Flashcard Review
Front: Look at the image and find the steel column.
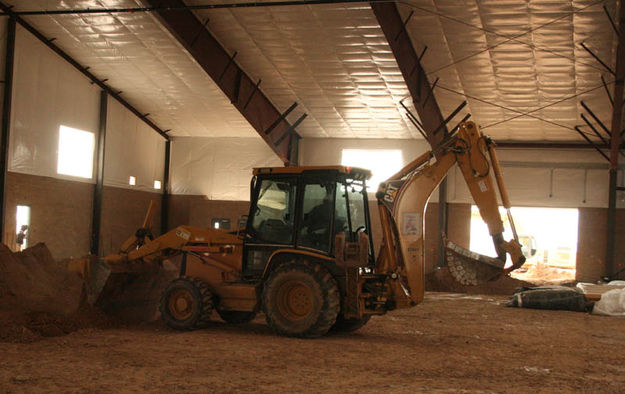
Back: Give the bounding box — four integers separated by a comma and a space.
606, 0, 625, 279
161, 140, 171, 235
0, 17, 15, 242
90, 91, 107, 255
147, 0, 298, 165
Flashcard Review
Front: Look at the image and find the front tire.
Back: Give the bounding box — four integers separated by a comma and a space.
160, 277, 213, 330
262, 260, 339, 338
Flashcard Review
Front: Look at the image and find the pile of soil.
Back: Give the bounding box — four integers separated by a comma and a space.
425, 266, 532, 295
0, 243, 118, 343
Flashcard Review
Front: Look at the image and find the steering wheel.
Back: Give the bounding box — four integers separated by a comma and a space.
354, 225, 366, 234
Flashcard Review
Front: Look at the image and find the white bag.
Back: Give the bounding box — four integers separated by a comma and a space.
592, 288, 625, 317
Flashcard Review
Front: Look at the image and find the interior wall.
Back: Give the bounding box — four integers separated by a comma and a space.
2, 24, 168, 259
170, 137, 282, 201
8, 25, 100, 182
100, 186, 162, 256
4, 172, 93, 259
104, 98, 166, 192
168, 195, 249, 230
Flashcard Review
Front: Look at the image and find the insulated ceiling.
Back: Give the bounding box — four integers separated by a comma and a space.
6, 0, 621, 143
10, 0, 257, 137
398, 0, 618, 142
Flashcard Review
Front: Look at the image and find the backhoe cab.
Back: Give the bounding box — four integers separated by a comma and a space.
72, 121, 525, 338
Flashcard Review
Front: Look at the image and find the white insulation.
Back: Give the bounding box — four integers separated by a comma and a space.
104, 98, 166, 192
170, 137, 283, 200
9, 25, 100, 183
8, 24, 165, 193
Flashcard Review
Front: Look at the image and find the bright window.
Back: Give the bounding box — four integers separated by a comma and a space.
470, 206, 578, 281
16, 205, 30, 251
341, 149, 403, 191
57, 125, 94, 179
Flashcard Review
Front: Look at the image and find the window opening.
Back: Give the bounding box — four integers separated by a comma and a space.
211, 218, 231, 230
341, 149, 402, 191
57, 125, 95, 179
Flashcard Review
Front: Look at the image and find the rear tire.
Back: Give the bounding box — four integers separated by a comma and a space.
160, 277, 213, 330
332, 315, 371, 333
262, 260, 339, 338
217, 310, 257, 324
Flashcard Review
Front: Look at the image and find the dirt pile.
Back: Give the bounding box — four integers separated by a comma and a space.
0, 243, 118, 343
425, 266, 533, 295
0, 243, 83, 315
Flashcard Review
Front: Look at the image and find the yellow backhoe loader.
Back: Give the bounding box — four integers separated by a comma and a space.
73, 121, 525, 337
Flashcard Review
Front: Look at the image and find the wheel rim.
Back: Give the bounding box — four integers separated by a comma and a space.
168, 288, 194, 321
276, 280, 314, 321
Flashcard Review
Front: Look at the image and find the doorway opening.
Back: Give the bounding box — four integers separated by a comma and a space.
470, 206, 578, 284
16, 205, 31, 251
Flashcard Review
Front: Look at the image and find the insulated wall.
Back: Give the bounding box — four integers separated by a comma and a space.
8, 25, 100, 181
170, 136, 282, 201
3, 25, 167, 259
104, 98, 166, 192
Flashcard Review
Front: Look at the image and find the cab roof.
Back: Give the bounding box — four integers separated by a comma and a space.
253, 166, 372, 180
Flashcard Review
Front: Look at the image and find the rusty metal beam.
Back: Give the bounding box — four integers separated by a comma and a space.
147, 0, 297, 165
371, 2, 447, 152
496, 141, 610, 150
606, 0, 625, 279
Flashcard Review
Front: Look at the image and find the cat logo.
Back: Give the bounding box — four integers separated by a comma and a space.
176, 228, 191, 241
384, 184, 399, 203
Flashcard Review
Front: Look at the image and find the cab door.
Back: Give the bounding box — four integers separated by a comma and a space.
242, 176, 297, 277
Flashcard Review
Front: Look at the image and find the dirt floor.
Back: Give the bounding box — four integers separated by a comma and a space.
1, 293, 624, 393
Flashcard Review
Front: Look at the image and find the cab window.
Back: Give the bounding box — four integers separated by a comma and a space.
299, 182, 334, 252
249, 178, 296, 244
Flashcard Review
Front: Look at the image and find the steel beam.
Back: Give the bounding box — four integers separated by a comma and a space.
90, 90, 107, 256
0, 17, 15, 242
161, 140, 171, 235
606, 0, 625, 279
371, 2, 447, 152
147, 0, 298, 165
496, 142, 610, 149
0, 2, 170, 140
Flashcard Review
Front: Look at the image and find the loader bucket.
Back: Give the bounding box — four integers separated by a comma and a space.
444, 239, 506, 285
68, 255, 176, 321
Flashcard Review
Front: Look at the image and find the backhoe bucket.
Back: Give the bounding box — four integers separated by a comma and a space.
445, 239, 506, 285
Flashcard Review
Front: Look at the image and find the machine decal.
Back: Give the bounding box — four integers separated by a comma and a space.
401, 212, 421, 236
384, 184, 399, 203
176, 228, 191, 240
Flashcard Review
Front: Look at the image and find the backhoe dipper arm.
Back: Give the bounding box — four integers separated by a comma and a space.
375, 121, 525, 307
